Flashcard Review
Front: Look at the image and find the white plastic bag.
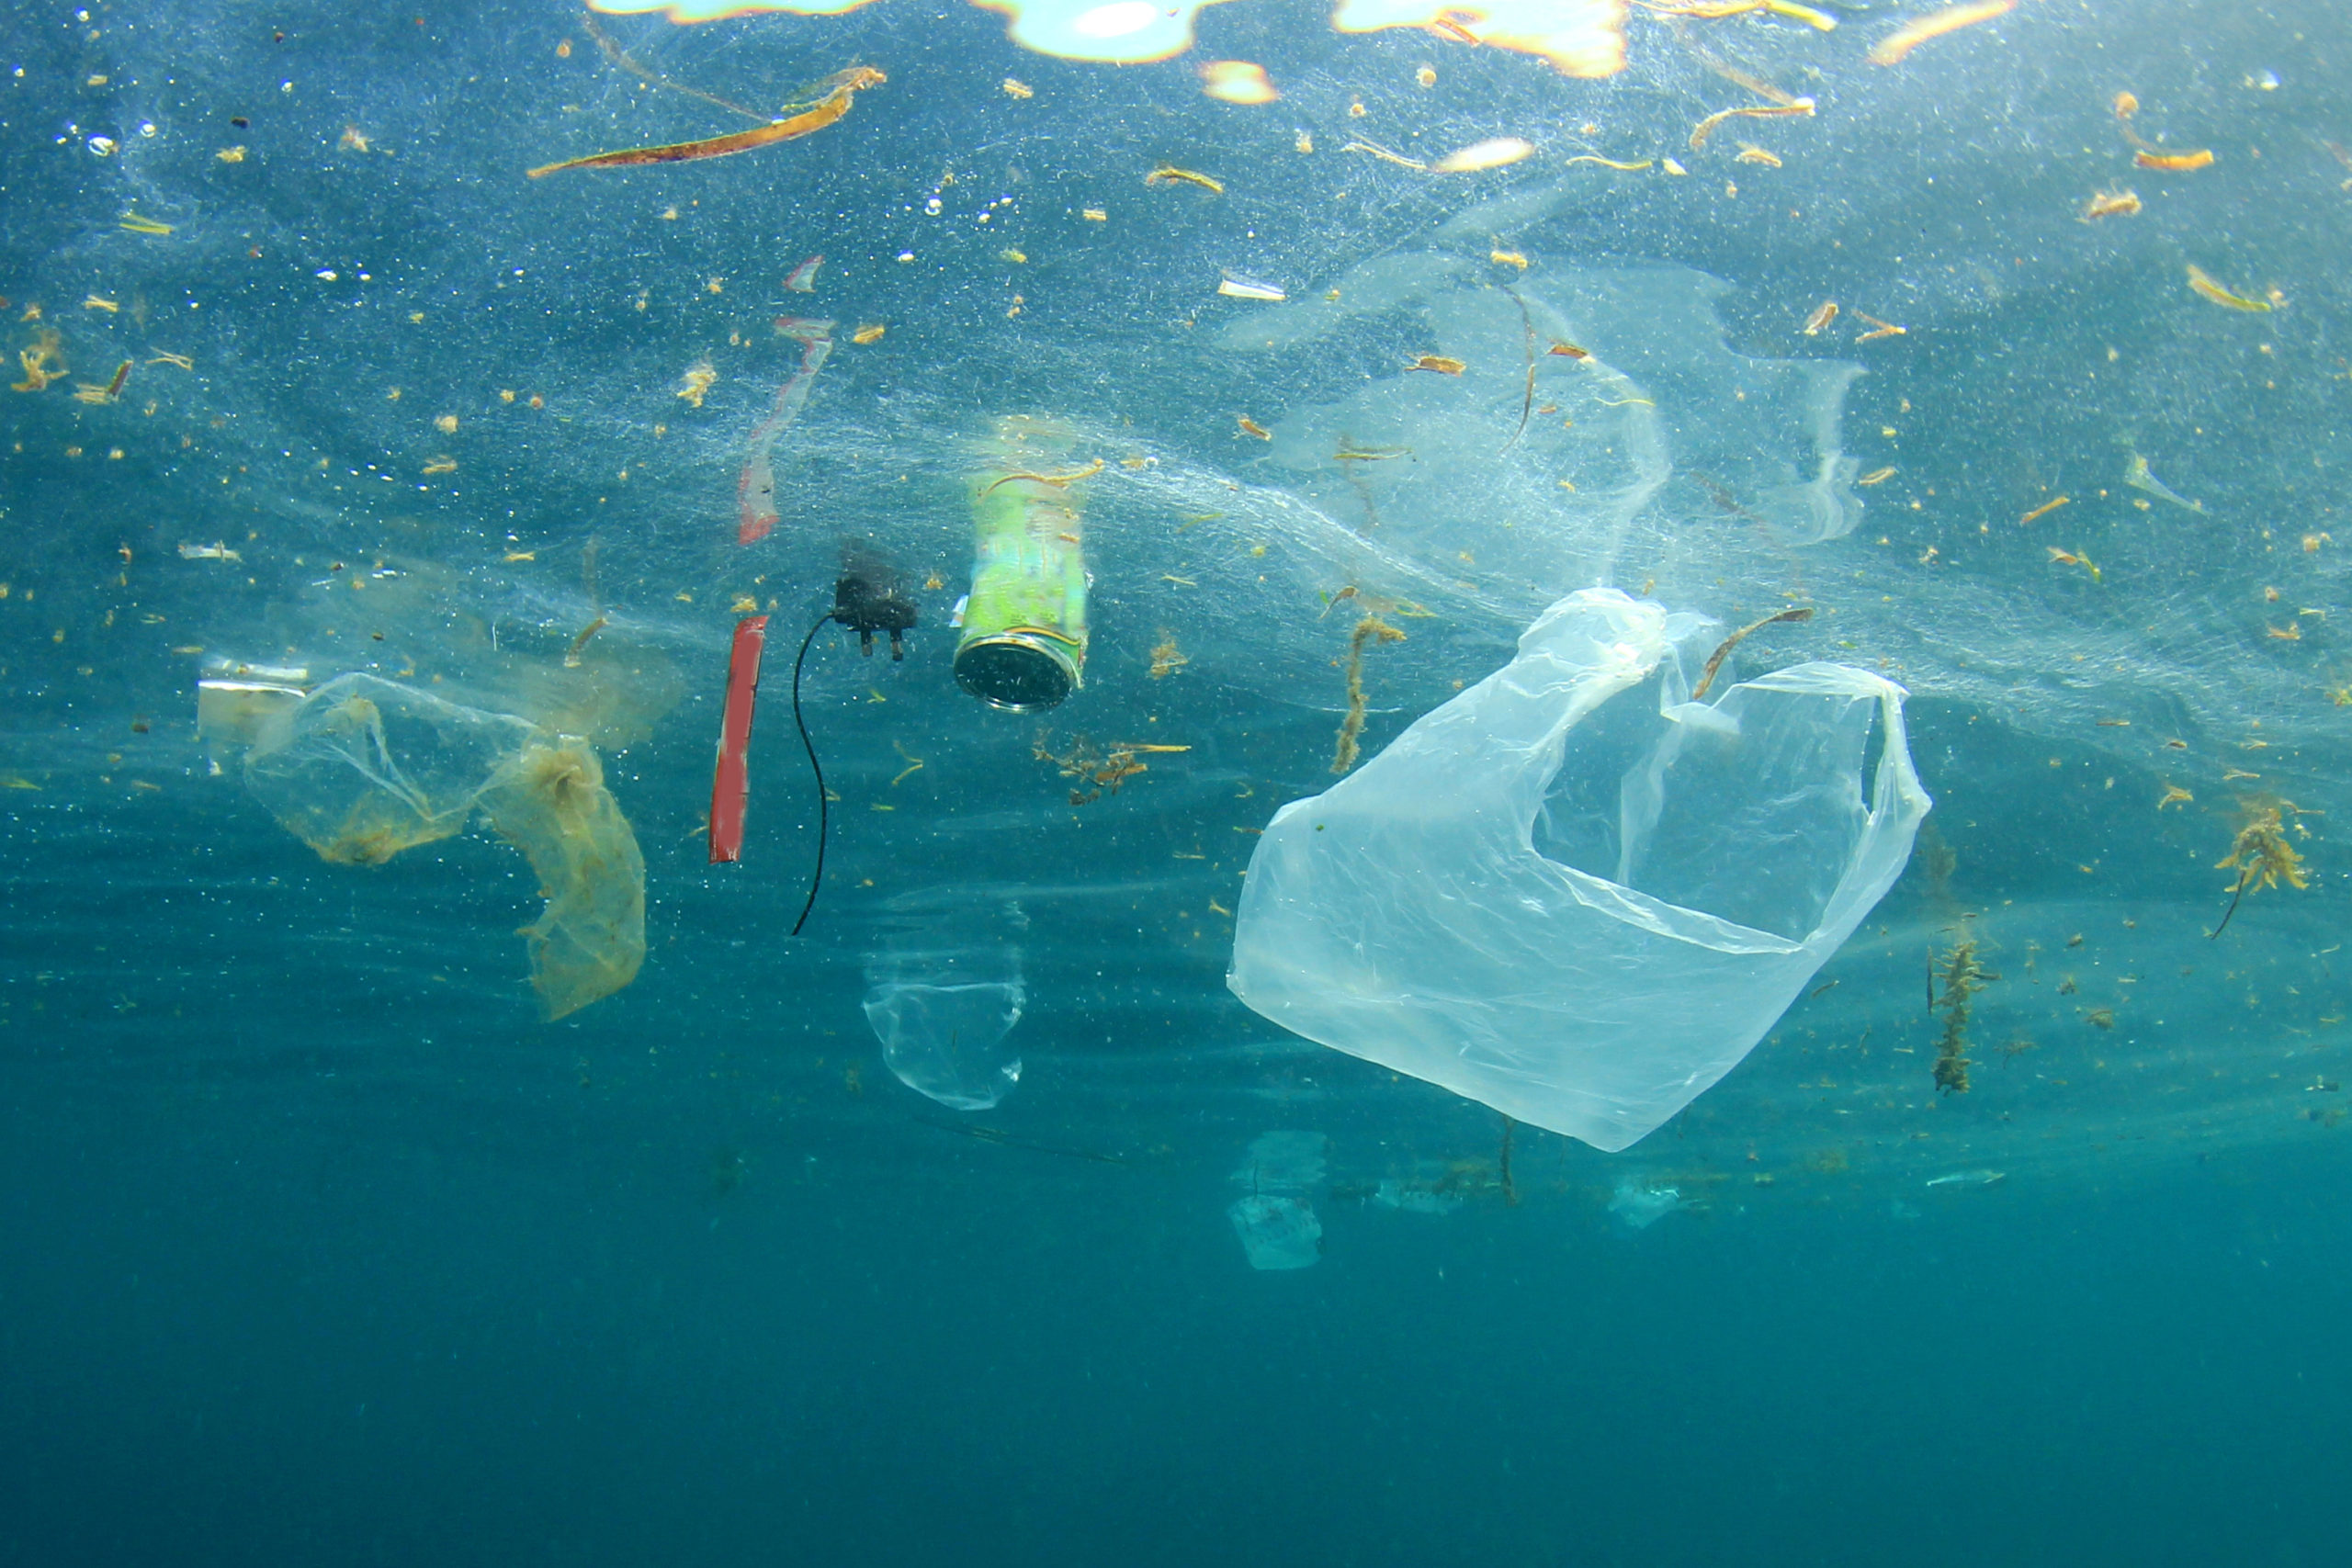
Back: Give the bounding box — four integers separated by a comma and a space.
1227, 588, 1929, 1152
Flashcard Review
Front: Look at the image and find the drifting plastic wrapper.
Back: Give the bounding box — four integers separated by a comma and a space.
862, 953, 1026, 1111
205, 670, 648, 1021
1227, 1130, 1329, 1270
1227, 588, 1930, 1152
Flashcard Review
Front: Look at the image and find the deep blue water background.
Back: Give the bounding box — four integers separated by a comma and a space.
5, 1067, 2348, 1566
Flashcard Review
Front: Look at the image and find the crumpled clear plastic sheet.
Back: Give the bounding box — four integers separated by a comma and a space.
1227, 587, 1930, 1152
242, 673, 538, 866
1608, 1179, 1690, 1232
234, 673, 647, 1021
1227, 1130, 1329, 1271
862, 932, 1027, 1111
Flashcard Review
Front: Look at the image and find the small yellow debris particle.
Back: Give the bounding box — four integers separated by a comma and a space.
1081, 208, 1108, 221
433, 413, 458, 434
215, 145, 246, 163
1490, 249, 1529, 270
503, 551, 537, 562
1416, 66, 1437, 87
852, 323, 886, 345
1003, 78, 1033, 98
1735, 144, 1784, 167
2157, 785, 2193, 810
338, 126, 370, 152
1295, 131, 1314, 153
1858, 467, 1896, 485
676, 359, 717, 407
1000, 248, 1027, 264
119, 211, 173, 235
1145, 164, 1224, 194
499, 389, 515, 403
423, 457, 457, 475
84, 295, 119, 312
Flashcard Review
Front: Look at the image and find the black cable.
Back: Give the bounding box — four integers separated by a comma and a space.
788, 613, 833, 936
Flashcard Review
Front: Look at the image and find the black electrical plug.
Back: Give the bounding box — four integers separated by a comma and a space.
833, 544, 918, 660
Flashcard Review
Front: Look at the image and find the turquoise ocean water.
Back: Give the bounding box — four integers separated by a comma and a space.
4, 1, 2350, 1561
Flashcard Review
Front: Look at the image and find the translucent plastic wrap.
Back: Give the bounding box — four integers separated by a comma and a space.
240, 674, 646, 1021
1227, 1131, 1329, 1271
242, 675, 538, 866
477, 741, 647, 1023
862, 940, 1026, 1111
1227, 588, 1930, 1152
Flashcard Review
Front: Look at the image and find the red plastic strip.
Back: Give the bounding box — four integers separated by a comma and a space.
707, 615, 770, 864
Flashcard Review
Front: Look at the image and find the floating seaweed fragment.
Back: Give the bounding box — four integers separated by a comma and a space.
2047, 547, 2101, 583
1145, 164, 1225, 193
2137, 148, 2214, 172
1690, 606, 1814, 702
1341, 140, 1427, 172
2018, 495, 2069, 525
526, 66, 884, 177
2211, 800, 2309, 937
1802, 300, 1838, 335
1331, 615, 1407, 773
1408, 354, 1465, 375
1035, 733, 1158, 805
10, 327, 64, 392
1689, 98, 1814, 150
2185, 264, 2270, 312
1929, 938, 1993, 1094
1867, 0, 2014, 67
72, 359, 132, 405
2080, 187, 2142, 220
